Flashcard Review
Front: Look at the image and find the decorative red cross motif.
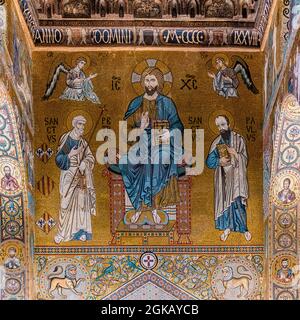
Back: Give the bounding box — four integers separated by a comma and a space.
140, 252, 158, 270
143, 254, 154, 268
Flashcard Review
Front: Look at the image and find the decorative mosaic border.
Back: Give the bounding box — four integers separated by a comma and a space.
103, 270, 197, 300
267, 94, 300, 300
34, 245, 264, 255
35, 253, 264, 300
0, 79, 32, 299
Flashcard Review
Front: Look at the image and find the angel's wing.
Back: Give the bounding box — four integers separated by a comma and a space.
42, 63, 70, 100
232, 56, 259, 94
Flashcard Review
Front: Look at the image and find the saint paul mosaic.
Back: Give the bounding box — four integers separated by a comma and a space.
0, 0, 299, 301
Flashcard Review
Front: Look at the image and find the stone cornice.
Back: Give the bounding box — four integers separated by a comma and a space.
16, 0, 274, 48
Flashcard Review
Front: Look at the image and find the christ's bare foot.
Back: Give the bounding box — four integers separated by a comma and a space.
131, 211, 141, 223
220, 228, 231, 241
244, 231, 252, 241
152, 209, 161, 224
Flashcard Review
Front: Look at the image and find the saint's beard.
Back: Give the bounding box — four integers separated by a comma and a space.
145, 85, 158, 96
220, 128, 231, 142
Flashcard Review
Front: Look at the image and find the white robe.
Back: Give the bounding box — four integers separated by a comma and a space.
209, 131, 249, 220
57, 131, 96, 241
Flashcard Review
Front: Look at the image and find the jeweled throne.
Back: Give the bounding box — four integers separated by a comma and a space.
103, 165, 192, 246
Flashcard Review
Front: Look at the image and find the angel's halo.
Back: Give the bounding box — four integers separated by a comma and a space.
212, 53, 230, 69
71, 54, 92, 70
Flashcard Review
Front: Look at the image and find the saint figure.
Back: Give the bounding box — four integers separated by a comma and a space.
206, 115, 251, 241
1, 166, 19, 192
277, 178, 296, 204
54, 115, 96, 243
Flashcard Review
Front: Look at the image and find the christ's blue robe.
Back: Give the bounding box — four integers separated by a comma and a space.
206, 136, 248, 233
119, 94, 184, 210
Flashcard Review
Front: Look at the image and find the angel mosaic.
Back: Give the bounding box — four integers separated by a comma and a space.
43, 57, 101, 104
207, 54, 259, 99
